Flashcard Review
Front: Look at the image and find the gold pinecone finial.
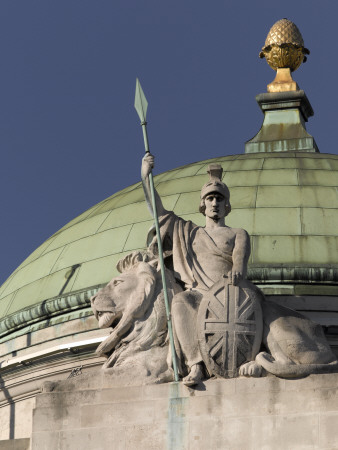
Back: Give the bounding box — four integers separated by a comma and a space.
259, 19, 310, 92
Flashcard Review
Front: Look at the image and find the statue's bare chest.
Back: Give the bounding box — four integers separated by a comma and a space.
194, 227, 236, 254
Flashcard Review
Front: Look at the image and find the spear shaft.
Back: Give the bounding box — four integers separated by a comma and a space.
135, 80, 179, 382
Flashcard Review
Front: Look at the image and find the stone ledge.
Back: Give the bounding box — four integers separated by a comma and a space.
0, 438, 30, 450
32, 373, 338, 450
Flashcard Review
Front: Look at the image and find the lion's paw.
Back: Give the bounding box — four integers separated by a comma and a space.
239, 361, 262, 378
154, 369, 175, 384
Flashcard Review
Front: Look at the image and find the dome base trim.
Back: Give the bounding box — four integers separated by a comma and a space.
2, 264, 337, 338
0, 285, 105, 339
248, 265, 338, 285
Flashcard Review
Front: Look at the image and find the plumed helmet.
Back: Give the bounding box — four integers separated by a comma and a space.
200, 164, 230, 200
199, 164, 231, 216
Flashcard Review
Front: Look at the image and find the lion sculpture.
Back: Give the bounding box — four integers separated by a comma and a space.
240, 300, 338, 378
91, 251, 182, 384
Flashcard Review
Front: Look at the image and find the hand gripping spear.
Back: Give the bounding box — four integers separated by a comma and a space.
134, 79, 179, 382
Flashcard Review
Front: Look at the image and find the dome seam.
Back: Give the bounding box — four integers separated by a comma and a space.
48, 246, 67, 276
2, 290, 18, 319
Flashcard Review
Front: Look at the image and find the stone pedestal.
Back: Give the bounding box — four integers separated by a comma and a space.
245, 90, 318, 154
267, 68, 300, 93
31, 372, 338, 449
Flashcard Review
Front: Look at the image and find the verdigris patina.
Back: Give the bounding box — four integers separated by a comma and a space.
91, 155, 338, 385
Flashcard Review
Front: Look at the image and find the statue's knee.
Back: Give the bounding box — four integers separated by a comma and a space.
172, 291, 190, 308
171, 290, 201, 311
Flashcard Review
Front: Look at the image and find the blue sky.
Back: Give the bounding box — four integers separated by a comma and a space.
1, 1, 337, 284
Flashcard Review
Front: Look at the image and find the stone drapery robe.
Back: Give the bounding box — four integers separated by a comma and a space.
155, 212, 234, 291
151, 212, 235, 373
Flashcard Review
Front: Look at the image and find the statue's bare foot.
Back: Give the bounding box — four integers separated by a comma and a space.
239, 361, 262, 377
183, 363, 204, 386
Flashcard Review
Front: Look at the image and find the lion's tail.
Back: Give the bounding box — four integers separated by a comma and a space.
256, 352, 338, 378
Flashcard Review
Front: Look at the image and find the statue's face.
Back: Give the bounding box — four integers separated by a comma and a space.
204, 193, 226, 220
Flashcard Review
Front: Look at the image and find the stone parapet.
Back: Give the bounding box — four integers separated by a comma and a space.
31, 372, 338, 449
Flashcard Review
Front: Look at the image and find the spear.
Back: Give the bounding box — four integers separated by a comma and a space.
134, 78, 179, 382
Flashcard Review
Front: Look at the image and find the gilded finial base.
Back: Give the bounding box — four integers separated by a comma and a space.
267, 68, 299, 93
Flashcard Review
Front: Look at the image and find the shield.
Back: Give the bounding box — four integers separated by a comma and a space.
197, 277, 263, 378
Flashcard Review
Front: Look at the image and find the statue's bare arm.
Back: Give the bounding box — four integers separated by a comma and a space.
228, 228, 250, 285
141, 153, 167, 217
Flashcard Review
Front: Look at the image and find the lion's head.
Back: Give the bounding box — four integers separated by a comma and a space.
91, 251, 156, 331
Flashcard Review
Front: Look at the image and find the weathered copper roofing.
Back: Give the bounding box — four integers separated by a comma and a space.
0, 151, 337, 337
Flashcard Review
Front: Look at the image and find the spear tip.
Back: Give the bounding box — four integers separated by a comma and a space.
134, 78, 148, 123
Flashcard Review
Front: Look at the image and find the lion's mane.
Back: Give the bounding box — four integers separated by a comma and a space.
98, 251, 182, 378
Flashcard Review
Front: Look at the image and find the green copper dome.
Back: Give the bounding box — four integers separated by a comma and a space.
0, 151, 338, 337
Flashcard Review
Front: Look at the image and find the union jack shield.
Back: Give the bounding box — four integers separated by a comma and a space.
198, 277, 263, 378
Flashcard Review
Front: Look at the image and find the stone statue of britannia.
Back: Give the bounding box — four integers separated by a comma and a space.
141, 153, 251, 385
